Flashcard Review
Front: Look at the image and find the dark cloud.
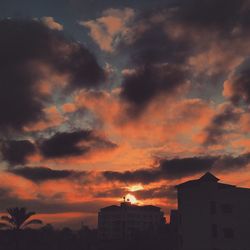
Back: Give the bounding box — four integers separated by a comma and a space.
0, 187, 11, 199
177, 0, 247, 31
120, 14, 191, 115
103, 153, 250, 184
8, 166, 87, 183
39, 130, 117, 158
40, 131, 91, 158
94, 188, 125, 198
127, 18, 193, 66
225, 59, 250, 105
104, 169, 158, 184
119, 0, 250, 115
0, 19, 105, 132
118, 11, 191, 114
121, 64, 188, 115
202, 104, 241, 146
213, 153, 250, 171
1, 140, 36, 166
135, 186, 177, 200
103, 156, 215, 184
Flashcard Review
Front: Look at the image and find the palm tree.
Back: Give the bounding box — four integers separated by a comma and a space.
0, 207, 43, 230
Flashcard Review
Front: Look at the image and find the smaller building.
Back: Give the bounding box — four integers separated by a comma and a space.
98, 198, 165, 240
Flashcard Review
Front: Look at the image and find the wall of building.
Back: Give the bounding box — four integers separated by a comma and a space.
98, 203, 165, 240
177, 176, 250, 250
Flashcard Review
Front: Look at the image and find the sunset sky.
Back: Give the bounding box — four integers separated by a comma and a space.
0, 0, 250, 228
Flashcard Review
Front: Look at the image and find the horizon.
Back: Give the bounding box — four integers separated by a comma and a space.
0, 0, 250, 229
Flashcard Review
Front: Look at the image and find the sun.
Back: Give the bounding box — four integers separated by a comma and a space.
125, 193, 137, 204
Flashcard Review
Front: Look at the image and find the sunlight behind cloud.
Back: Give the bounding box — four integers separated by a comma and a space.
127, 184, 144, 192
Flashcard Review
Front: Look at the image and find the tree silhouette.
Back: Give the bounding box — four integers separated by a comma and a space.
0, 207, 43, 230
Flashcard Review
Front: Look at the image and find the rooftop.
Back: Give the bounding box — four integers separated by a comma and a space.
100, 202, 161, 212
176, 172, 235, 189
199, 172, 220, 182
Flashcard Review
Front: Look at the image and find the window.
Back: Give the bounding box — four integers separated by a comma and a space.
211, 224, 218, 238
221, 203, 233, 213
210, 201, 217, 215
223, 227, 234, 239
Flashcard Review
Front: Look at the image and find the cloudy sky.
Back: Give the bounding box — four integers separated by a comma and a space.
0, 0, 250, 228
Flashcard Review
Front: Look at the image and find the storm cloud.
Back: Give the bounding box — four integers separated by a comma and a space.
224, 59, 250, 106
103, 153, 250, 184
135, 186, 177, 200
120, 13, 192, 115
39, 130, 117, 158
8, 166, 87, 183
0, 19, 105, 132
176, 0, 247, 30
118, 0, 250, 115
1, 140, 36, 166
202, 104, 241, 146
121, 64, 188, 115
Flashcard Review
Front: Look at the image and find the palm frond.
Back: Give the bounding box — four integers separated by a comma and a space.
23, 219, 43, 228
1, 216, 12, 223
24, 212, 36, 221
0, 222, 12, 229
3, 207, 43, 230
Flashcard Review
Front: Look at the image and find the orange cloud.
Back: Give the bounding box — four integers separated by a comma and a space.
61, 103, 77, 113
223, 79, 235, 98
0, 172, 38, 200
23, 106, 65, 132
75, 90, 214, 144
80, 8, 134, 52
239, 113, 250, 133
231, 138, 250, 153
41, 17, 63, 31
188, 42, 244, 76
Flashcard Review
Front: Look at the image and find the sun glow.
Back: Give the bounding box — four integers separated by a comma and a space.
125, 193, 137, 204
127, 184, 144, 192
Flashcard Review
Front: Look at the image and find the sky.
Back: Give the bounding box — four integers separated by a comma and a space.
0, 0, 250, 228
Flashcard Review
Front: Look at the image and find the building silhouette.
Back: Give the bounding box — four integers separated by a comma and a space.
98, 198, 165, 240
173, 172, 250, 250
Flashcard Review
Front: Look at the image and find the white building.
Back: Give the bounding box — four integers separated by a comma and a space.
98, 199, 165, 240
175, 172, 250, 250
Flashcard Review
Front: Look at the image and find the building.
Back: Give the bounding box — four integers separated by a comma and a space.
173, 172, 250, 250
98, 198, 165, 240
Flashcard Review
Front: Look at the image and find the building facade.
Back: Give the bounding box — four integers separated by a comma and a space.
174, 172, 250, 250
98, 199, 165, 240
